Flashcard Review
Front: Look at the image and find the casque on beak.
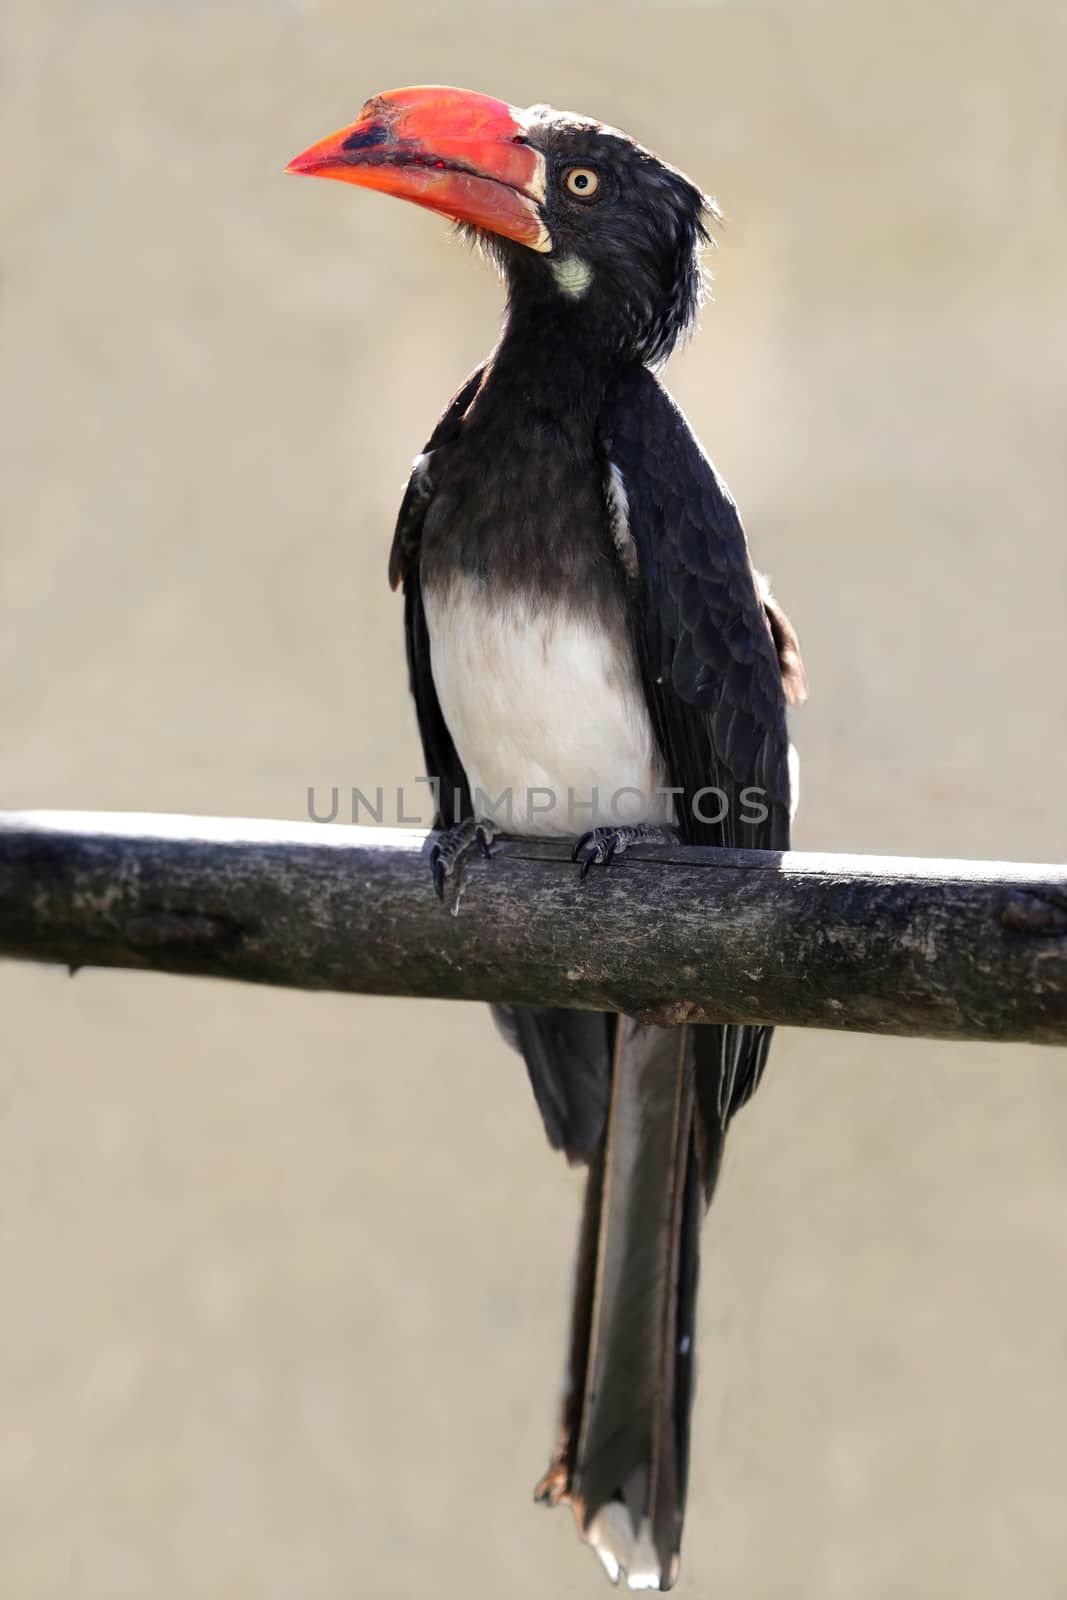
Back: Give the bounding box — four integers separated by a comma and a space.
286, 84, 551, 253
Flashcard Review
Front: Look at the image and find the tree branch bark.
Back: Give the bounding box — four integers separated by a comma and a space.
1, 810, 1065, 1043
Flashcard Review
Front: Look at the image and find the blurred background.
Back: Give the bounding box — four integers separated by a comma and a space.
2, 0, 1066, 1594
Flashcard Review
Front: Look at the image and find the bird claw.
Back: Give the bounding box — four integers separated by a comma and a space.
572, 828, 619, 879
429, 819, 497, 899
571, 824, 678, 880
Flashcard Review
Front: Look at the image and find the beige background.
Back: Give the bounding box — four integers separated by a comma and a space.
2, 0, 1066, 1595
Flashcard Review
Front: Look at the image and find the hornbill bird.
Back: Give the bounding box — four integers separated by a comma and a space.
288, 86, 805, 1591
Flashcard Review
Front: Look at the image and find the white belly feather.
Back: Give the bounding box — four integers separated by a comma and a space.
423, 576, 671, 836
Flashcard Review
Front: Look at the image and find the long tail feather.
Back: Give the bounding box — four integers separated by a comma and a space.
537, 1019, 722, 1591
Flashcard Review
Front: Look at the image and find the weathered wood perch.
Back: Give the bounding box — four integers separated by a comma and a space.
0, 810, 1064, 1044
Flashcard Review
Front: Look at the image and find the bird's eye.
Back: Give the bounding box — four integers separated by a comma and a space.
563, 167, 600, 199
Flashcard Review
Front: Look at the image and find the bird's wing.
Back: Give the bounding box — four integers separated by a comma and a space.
388, 365, 486, 825
598, 365, 806, 1130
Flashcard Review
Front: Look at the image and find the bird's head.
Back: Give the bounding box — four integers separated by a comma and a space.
287, 85, 715, 366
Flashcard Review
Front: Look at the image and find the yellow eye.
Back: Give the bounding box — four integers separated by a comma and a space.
564, 167, 599, 199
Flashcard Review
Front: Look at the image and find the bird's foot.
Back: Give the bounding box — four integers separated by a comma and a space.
571, 823, 679, 881
429, 818, 496, 899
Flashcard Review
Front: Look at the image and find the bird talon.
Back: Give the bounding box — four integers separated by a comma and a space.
577, 835, 615, 878
573, 824, 679, 880
428, 818, 497, 899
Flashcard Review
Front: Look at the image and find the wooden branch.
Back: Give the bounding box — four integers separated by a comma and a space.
0, 810, 1065, 1044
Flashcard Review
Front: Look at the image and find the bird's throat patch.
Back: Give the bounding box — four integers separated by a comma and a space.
550, 254, 594, 298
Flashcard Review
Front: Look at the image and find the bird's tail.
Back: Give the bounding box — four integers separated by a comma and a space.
536, 1018, 720, 1591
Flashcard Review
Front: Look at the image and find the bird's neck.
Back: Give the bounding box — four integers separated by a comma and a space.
481, 291, 631, 432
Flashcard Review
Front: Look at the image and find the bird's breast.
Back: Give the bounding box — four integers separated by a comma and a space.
422, 573, 671, 836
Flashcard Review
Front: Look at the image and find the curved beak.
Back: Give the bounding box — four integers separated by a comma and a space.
286, 84, 551, 253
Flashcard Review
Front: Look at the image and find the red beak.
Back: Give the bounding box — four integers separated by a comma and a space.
286, 85, 551, 253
